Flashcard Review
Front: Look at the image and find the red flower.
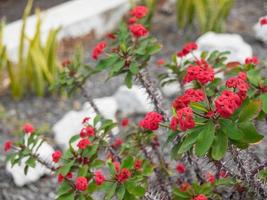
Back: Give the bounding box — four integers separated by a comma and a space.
129, 24, 148, 38
176, 163, 186, 174
52, 150, 62, 163
260, 17, 267, 26
23, 123, 35, 134
226, 73, 249, 97
134, 160, 142, 170
156, 58, 165, 66
61, 59, 71, 67
113, 161, 121, 172
245, 56, 259, 65
82, 117, 90, 124
215, 90, 242, 118
180, 182, 190, 192
4, 140, 12, 152
92, 41, 107, 60
206, 172, 215, 184
139, 111, 163, 131
80, 126, 95, 138
94, 170, 105, 185
75, 177, 88, 191
177, 42, 198, 57
116, 168, 131, 183
176, 107, 195, 131
193, 194, 208, 200
112, 137, 123, 149
184, 60, 214, 85
130, 6, 148, 19
106, 33, 116, 40
128, 17, 137, 24
57, 172, 72, 183
219, 170, 228, 178
121, 118, 129, 127
77, 138, 91, 149
170, 116, 179, 131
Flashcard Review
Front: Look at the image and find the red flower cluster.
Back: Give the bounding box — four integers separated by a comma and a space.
130, 6, 148, 19
92, 41, 106, 60
177, 42, 198, 58
77, 138, 91, 149
52, 150, 62, 163
194, 194, 208, 200
129, 24, 148, 38
184, 60, 214, 84
121, 118, 129, 127
206, 172, 215, 184
4, 140, 12, 152
180, 182, 190, 192
80, 126, 95, 138
176, 163, 186, 174
116, 168, 132, 183
23, 123, 35, 134
172, 88, 205, 111
128, 17, 137, 24
215, 90, 242, 118
94, 170, 105, 185
260, 17, 267, 26
112, 137, 123, 149
58, 172, 72, 183
171, 107, 195, 131
139, 111, 163, 131
245, 56, 259, 65
75, 177, 88, 191
226, 72, 249, 100
134, 159, 142, 170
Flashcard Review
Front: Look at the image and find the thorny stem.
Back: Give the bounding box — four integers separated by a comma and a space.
80, 85, 101, 115
251, 160, 267, 177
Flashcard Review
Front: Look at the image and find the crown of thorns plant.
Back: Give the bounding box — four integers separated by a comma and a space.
4, 5, 267, 200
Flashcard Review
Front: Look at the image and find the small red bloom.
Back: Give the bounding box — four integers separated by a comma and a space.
23, 123, 35, 134
206, 172, 215, 184
82, 117, 90, 124
139, 111, 163, 131
106, 33, 116, 40
170, 116, 179, 131
121, 118, 129, 127
94, 170, 105, 185
80, 126, 95, 138
177, 42, 198, 57
156, 58, 165, 66
57, 172, 72, 183
112, 138, 123, 149
61, 59, 71, 67
260, 17, 267, 26
4, 140, 12, 152
130, 5, 148, 19
180, 182, 190, 192
77, 138, 91, 149
134, 160, 142, 170
193, 194, 208, 200
176, 163, 186, 174
219, 170, 228, 178
129, 24, 148, 38
92, 41, 107, 60
176, 107, 195, 131
128, 17, 137, 24
75, 177, 88, 191
52, 150, 62, 163
113, 161, 121, 172
245, 56, 259, 65
116, 168, 131, 183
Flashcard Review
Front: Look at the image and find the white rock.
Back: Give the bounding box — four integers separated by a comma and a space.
161, 82, 181, 97
196, 32, 252, 63
254, 16, 267, 43
53, 97, 118, 149
6, 140, 54, 186
114, 85, 154, 115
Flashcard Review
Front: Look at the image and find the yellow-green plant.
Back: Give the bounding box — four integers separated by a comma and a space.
4, 0, 60, 99
0, 21, 8, 82
176, 0, 234, 33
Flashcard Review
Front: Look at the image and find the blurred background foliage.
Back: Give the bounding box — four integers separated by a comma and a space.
176, 0, 234, 33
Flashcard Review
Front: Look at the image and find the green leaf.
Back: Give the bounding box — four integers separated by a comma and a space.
173, 188, 190, 199
90, 159, 104, 169
57, 180, 73, 196
58, 160, 75, 176
125, 72, 133, 88
211, 129, 228, 160
121, 156, 134, 169
126, 181, 145, 197
220, 119, 243, 141
56, 192, 75, 200
247, 69, 261, 86
190, 102, 208, 112
96, 54, 118, 70
195, 121, 215, 156
129, 62, 139, 74
238, 122, 263, 144
178, 126, 205, 154
26, 157, 36, 168
107, 162, 116, 176
146, 43, 161, 55
69, 134, 80, 144
78, 165, 89, 177
110, 60, 125, 75
261, 93, 267, 114
117, 184, 126, 200
239, 99, 261, 122
105, 183, 117, 200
